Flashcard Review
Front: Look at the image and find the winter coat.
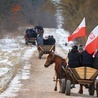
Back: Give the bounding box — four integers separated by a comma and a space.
25, 29, 37, 39
68, 48, 81, 68
81, 50, 94, 68
48, 36, 56, 45
36, 34, 43, 45
93, 52, 98, 69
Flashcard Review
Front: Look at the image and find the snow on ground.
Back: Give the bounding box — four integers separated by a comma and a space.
0, 35, 37, 97
0, 28, 97, 97
0, 28, 72, 97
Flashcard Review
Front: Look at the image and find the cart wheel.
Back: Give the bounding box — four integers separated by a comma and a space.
61, 78, 66, 93
65, 80, 71, 95
96, 82, 98, 97
32, 41, 36, 45
25, 40, 28, 45
89, 83, 95, 95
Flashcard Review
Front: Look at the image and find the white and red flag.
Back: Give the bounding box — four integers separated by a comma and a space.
68, 17, 86, 42
85, 26, 98, 54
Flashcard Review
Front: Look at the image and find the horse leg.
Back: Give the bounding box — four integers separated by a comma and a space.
78, 84, 83, 94
59, 79, 62, 93
54, 78, 58, 91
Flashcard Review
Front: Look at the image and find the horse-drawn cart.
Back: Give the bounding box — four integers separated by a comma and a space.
37, 45, 55, 59
61, 66, 98, 96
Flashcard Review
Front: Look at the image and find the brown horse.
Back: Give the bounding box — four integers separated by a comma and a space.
44, 52, 84, 94
44, 52, 67, 92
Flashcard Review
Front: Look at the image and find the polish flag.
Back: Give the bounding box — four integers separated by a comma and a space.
68, 18, 86, 42
85, 26, 98, 54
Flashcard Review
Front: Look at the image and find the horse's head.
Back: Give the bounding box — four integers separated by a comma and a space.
44, 52, 55, 68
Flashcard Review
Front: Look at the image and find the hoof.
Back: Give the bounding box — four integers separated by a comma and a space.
54, 87, 57, 91
78, 90, 83, 94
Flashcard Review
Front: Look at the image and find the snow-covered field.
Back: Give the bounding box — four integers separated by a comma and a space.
0, 28, 97, 97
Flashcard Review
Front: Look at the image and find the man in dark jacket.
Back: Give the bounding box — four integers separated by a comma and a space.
48, 35, 56, 45
68, 45, 81, 68
81, 50, 94, 68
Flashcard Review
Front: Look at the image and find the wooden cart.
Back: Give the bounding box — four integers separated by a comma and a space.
25, 38, 36, 45
61, 66, 98, 96
37, 45, 55, 59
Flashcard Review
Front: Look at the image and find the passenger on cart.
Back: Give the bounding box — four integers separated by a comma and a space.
67, 45, 81, 68
92, 49, 98, 69
81, 50, 94, 68
34, 25, 44, 35
48, 35, 56, 45
24, 28, 37, 45
78, 44, 83, 53
36, 26, 44, 45
25, 28, 37, 39
43, 35, 56, 45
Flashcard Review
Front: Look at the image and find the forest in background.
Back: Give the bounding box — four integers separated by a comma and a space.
0, 0, 98, 45
58, 0, 98, 44
0, 0, 56, 37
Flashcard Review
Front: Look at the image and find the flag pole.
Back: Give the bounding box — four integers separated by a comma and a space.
84, 33, 87, 43
84, 17, 87, 44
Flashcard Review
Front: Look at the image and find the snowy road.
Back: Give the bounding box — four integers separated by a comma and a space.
0, 28, 97, 98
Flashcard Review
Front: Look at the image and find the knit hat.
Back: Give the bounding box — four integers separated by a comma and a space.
78, 45, 83, 50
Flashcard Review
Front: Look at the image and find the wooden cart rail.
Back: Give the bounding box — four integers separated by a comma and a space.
71, 67, 98, 80
61, 66, 98, 96
37, 45, 55, 59
25, 38, 36, 45
38, 45, 55, 52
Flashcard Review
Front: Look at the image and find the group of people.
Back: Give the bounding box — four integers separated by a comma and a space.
37, 35, 56, 45
68, 45, 98, 69
24, 25, 44, 39
24, 25, 56, 46
25, 28, 37, 39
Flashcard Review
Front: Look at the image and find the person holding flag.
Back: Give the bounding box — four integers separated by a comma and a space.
68, 17, 86, 42
85, 26, 98, 69
85, 26, 98, 54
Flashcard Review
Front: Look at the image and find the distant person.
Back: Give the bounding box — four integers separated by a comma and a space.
68, 45, 81, 68
43, 36, 49, 45
32, 30, 37, 38
48, 35, 56, 45
65, 43, 67, 46
34, 25, 44, 35
78, 45, 83, 53
36, 33, 44, 45
25, 28, 37, 39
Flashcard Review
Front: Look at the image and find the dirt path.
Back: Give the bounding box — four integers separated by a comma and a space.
0, 28, 97, 98
14, 28, 97, 98
16, 50, 65, 98
15, 49, 97, 98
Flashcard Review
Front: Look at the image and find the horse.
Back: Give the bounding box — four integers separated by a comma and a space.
44, 52, 67, 92
44, 52, 84, 94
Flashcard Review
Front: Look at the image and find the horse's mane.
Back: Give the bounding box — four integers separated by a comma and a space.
55, 54, 65, 61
